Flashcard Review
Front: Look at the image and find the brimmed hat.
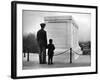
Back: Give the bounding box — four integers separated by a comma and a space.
40, 23, 46, 28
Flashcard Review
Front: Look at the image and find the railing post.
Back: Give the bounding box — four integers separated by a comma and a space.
27, 52, 29, 61
24, 53, 26, 57
70, 48, 72, 64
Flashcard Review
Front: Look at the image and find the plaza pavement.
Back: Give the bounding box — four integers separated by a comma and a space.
23, 52, 91, 70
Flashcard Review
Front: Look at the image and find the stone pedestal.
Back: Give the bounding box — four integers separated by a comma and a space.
44, 16, 82, 59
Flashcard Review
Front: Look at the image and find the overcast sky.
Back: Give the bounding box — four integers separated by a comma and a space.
22, 10, 91, 42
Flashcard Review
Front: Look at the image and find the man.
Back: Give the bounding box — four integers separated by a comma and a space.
37, 23, 47, 64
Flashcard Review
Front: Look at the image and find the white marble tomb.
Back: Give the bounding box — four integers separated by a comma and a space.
44, 16, 82, 58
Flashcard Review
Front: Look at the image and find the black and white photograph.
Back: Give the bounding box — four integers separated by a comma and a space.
22, 10, 91, 69
11, 1, 97, 79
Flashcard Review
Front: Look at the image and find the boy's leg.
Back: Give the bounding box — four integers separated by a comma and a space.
51, 56, 53, 64
50, 56, 52, 64
48, 55, 51, 64
51, 53, 54, 64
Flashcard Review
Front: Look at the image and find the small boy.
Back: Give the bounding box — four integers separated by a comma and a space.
47, 39, 55, 64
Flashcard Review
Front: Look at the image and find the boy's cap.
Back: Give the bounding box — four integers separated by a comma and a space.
49, 39, 53, 42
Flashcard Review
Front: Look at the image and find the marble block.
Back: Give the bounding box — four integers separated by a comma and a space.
44, 16, 82, 59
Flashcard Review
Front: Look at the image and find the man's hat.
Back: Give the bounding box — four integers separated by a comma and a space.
40, 23, 46, 28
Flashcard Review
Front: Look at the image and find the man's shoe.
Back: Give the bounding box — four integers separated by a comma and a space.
51, 62, 53, 64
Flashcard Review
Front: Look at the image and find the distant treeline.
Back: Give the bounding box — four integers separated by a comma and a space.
23, 33, 39, 53
79, 41, 91, 55
79, 41, 91, 50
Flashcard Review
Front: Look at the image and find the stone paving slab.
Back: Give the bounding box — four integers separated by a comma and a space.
23, 53, 91, 70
